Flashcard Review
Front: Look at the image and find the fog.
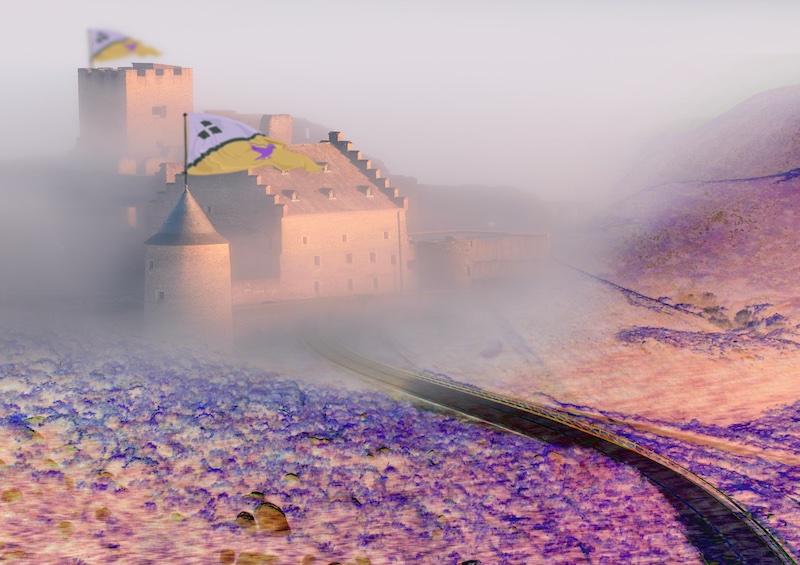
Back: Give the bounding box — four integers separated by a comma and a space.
5, 8, 800, 559
3, 0, 800, 201
3, 0, 800, 345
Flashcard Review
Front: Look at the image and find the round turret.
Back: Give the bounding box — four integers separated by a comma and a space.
144, 187, 232, 351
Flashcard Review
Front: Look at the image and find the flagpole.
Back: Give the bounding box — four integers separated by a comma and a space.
183, 113, 189, 193
87, 30, 93, 68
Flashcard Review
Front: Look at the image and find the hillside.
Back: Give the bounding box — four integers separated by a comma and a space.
563, 84, 800, 324
602, 171, 800, 310
613, 83, 800, 199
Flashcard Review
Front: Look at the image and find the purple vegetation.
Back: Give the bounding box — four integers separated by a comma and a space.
0, 328, 704, 562
539, 394, 800, 557
616, 326, 800, 355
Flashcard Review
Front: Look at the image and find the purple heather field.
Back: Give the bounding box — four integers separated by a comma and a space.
0, 314, 702, 564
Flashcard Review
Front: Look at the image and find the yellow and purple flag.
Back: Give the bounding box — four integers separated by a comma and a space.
186, 113, 324, 175
89, 29, 161, 63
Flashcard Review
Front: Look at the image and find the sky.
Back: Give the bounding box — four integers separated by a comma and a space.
3, 0, 800, 200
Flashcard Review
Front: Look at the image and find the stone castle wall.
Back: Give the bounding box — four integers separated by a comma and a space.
150, 132, 414, 305
413, 233, 549, 288
231, 277, 282, 305
278, 209, 409, 301
123, 65, 193, 163
152, 171, 284, 281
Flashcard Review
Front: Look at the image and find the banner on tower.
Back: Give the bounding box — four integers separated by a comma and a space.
186, 113, 324, 175
89, 29, 161, 62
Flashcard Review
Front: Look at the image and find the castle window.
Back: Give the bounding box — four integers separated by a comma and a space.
373, 277, 379, 289
383, 231, 389, 240
152, 106, 166, 118
155, 68, 164, 76
157, 290, 165, 302
314, 281, 320, 294
370, 252, 376, 263
348, 279, 354, 291
346, 253, 353, 264
314, 256, 320, 266
342, 234, 347, 243
148, 260, 154, 271
174, 68, 182, 75
390, 255, 397, 266
302, 236, 308, 245
206, 205, 212, 214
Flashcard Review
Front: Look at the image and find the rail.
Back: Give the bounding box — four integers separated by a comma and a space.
303, 326, 797, 565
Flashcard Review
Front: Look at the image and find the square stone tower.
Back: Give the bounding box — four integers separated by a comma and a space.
77, 63, 193, 171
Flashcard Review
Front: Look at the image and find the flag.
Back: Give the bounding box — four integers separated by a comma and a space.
186, 113, 324, 175
89, 29, 161, 62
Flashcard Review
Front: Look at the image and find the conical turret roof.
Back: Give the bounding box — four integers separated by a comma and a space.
145, 188, 228, 246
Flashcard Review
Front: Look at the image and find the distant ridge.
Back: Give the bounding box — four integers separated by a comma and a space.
572, 84, 800, 317
612, 84, 800, 200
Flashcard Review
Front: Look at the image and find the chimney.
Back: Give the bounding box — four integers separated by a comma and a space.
260, 114, 293, 144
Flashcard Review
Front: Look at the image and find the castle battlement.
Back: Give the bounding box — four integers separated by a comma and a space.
79, 63, 189, 79
326, 131, 406, 208
77, 63, 193, 170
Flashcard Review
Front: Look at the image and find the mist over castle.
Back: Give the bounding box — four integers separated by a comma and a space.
5, 5, 800, 561
0, 60, 557, 352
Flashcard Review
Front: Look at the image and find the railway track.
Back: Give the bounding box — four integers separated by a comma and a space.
303, 326, 797, 565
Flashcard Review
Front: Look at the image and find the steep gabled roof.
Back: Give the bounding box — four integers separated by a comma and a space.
145, 188, 228, 246
251, 142, 404, 215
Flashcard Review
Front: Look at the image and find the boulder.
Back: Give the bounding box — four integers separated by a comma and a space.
254, 502, 290, 532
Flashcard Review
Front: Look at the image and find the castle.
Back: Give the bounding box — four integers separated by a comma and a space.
73, 62, 549, 349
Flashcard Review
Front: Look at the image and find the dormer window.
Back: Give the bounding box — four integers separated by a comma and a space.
366, 187, 374, 198
326, 188, 336, 199
322, 163, 331, 172
291, 191, 299, 202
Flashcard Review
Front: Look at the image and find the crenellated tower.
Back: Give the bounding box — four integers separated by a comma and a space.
77, 62, 193, 173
